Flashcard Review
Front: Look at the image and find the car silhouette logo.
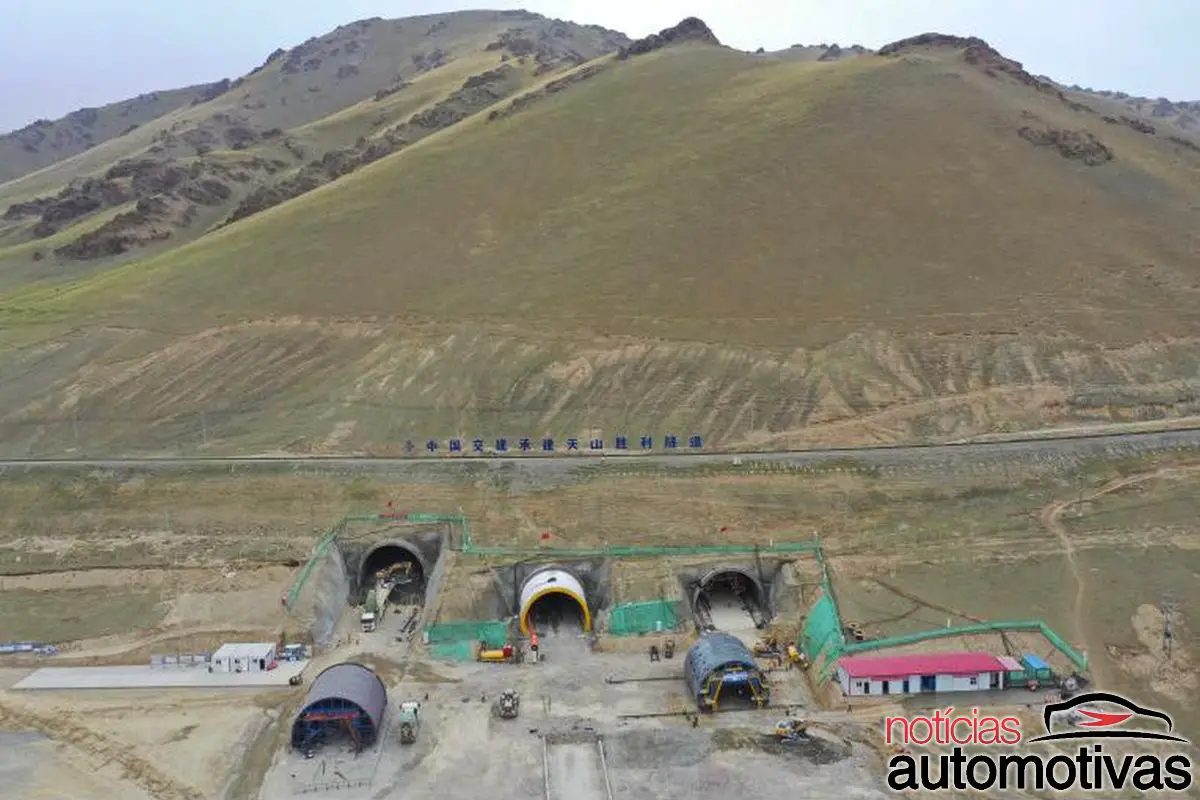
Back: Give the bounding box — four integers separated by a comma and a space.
1029, 691, 1188, 744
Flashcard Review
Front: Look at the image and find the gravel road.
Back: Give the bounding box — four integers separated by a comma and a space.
2, 427, 1199, 487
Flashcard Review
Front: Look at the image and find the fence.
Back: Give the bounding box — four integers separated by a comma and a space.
607, 600, 678, 636
799, 594, 844, 680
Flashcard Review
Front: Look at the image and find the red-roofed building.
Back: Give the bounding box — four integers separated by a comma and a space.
836, 651, 1006, 697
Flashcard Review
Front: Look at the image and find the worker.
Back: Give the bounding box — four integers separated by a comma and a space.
530, 631, 540, 661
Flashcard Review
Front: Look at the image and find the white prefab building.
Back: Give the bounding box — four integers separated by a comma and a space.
836, 652, 1006, 697
210, 642, 277, 673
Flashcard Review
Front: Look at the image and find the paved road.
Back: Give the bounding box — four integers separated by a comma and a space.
2, 426, 1200, 472
545, 739, 610, 800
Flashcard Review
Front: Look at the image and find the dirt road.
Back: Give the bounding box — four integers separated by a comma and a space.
2, 425, 1199, 478
1038, 464, 1200, 690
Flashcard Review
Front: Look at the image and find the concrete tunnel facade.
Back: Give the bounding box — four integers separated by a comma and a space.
518, 567, 592, 635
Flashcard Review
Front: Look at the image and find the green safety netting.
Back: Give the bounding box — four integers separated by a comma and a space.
425, 620, 509, 646
800, 593, 845, 678
608, 600, 678, 636
429, 641, 478, 662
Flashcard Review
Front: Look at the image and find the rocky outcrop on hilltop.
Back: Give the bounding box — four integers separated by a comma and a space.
485, 20, 628, 75
617, 17, 720, 60
878, 33, 1094, 113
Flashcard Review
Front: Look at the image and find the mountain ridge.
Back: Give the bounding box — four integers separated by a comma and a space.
0, 12, 1198, 457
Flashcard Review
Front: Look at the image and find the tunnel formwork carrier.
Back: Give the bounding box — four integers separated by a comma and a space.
291, 662, 387, 753
684, 631, 769, 712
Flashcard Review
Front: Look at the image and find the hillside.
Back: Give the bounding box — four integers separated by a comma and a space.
0, 81, 232, 184
0, 20, 1199, 457
0, 10, 628, 287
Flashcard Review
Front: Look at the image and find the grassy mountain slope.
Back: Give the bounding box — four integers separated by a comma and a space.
0, 25, 1199, 457
0, 10, 628, 289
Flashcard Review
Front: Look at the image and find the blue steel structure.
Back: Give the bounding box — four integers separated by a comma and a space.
684, 632, 769, 712
291, 662, 387, 752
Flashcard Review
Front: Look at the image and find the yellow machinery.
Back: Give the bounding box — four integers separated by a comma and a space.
786, 644, 805, 666
752, 637, 780, 657
476, 642, 522, 663
700, 668, 769, 711
774, 718, 808, 741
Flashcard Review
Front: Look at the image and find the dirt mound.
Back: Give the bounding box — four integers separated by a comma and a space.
618, 17, 720, 60
1018, 125, 1113, 165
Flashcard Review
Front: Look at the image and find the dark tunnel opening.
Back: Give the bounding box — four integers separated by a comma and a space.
527, 591, 587, 636
361, 545, 426, 605
695, 571, 765, 631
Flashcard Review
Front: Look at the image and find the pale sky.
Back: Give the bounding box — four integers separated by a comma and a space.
1, 0, 1197, 133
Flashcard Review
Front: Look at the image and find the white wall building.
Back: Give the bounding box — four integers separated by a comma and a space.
211, 642, 277, 673
836, 652, 1005, 697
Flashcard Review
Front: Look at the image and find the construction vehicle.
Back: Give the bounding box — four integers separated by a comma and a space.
786, 644, 805, 666
397, 701, 421, 744
476, 642, 523, 663
376, 562, 415, 585
493, 689, 520, 719
361, 589, 385, 632
753, 637, 781, 657
774, 718, 809, 742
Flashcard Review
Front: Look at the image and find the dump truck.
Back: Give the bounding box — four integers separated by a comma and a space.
493, 689, 519, 719
362, 589, 384, 632
397, 701, 421, 744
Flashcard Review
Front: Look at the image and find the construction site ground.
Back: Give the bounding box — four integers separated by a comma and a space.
259, 625, 887, 800
0, 450, 1197, 797
13, 660, 309, 690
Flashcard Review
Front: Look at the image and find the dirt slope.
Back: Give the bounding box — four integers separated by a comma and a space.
0, 27, 1198, 456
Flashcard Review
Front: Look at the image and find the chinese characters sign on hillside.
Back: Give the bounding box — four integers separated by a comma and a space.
402, 435, 704, 455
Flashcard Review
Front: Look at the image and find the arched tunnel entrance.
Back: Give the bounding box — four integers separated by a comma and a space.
519, 568, 592, 637
694, 569, 767, 631
360, 543, 427, 606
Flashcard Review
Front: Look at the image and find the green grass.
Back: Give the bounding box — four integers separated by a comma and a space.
1, 36, 1200, 455
0, 585, 166, 642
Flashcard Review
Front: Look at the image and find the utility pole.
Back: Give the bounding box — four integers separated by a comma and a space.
1161, 593, 1178, 659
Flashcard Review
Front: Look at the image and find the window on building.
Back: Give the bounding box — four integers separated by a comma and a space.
969, 677, 978, 686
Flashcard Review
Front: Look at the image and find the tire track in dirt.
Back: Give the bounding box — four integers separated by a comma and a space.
1039, 465, 1200, 690
0, 698, 202, 799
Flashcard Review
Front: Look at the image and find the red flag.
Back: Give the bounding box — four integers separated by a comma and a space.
719, 526, 728, 534
540, 531, 552, 541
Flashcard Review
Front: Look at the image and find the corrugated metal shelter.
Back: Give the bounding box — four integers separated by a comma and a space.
291, 662, 388, 752
684, 632, 768, 711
